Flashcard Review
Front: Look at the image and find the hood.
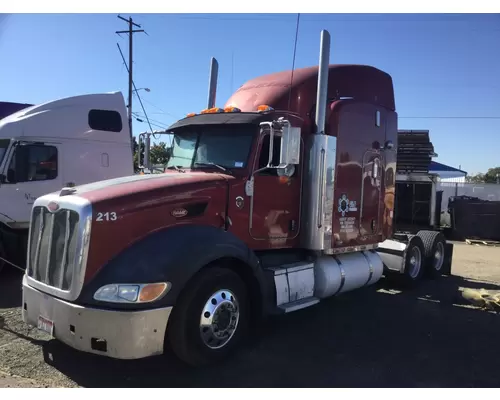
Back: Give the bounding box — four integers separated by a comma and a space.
64, 172, 230, 204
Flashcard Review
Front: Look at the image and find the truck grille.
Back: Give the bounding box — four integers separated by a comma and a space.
27, 206, 80, 290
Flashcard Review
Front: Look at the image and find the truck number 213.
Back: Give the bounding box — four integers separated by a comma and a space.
96, 212, 118, 222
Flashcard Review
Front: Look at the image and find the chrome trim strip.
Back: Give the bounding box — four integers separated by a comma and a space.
333, 256, 346, 295
32, 208, 44, 278
59, 210, 71, 288
45, 213, 55, 283
361, 251, 374, 286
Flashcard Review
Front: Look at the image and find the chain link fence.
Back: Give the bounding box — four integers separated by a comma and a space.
438, 182, 500, 212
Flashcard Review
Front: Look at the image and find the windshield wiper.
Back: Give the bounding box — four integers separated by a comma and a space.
166, 165, 185, 173
194, 162, 232, 174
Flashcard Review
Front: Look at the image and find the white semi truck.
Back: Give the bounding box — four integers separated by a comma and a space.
0, 92, 134, 272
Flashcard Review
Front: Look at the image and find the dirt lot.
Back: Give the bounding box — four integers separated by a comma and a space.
1, 241, 499, 388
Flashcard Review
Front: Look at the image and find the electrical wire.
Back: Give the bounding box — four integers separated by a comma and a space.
116, 43, 158, 139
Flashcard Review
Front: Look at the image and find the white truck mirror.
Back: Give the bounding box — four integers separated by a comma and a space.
279, 123, 301, 166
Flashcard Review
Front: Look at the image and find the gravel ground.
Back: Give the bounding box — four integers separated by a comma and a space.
1, 241, 499, 388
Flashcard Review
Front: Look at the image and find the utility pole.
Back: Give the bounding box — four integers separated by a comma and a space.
116, 15, 145, 154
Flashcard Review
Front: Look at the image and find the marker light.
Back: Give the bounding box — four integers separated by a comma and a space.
201, 107, 224, 114
224, 106, 241, 113
257, 104, 274, 112
186, 112, 196, 117
93, 282, 170, 303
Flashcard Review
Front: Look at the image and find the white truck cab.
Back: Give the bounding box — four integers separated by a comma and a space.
0, 92, 134, 271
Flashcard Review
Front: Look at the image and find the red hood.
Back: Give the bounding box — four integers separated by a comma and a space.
75, 171, 233, 283
70, 171, 230, 204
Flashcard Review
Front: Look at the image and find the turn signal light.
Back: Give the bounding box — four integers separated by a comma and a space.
139, 283, 169, 302
201, 107, 224, 114
224, 106, 241, 113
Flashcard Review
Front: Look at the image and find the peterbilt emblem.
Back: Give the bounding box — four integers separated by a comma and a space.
171, 208, 188, 218
47, 201, 60, 213
235, 196, 244, 209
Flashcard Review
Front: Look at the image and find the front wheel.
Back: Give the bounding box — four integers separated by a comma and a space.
167, 266, 249, 366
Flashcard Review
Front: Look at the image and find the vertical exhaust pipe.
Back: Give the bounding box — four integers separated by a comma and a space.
207, 57, 219, 109
301, 29, 332, 251
315, 30, 330, 134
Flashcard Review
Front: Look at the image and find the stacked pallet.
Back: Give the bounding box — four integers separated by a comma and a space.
396, 130, 436, 174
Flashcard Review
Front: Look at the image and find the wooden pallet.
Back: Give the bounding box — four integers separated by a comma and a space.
465, 238, 500, 247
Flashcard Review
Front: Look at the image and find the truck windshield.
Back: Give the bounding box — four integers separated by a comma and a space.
166, 125, 255, 170
0, 139, 9, 165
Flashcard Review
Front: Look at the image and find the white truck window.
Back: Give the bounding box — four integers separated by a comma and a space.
8, 144, 58, 183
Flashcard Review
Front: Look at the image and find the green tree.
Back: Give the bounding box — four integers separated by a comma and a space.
465, 167, 500, 184
484, 167, 500, 183
149, 142, 172, 165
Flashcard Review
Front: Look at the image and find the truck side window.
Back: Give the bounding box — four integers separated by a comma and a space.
258, 134, 281, 175
88, 109, 123, 133
8, 145, 58, 183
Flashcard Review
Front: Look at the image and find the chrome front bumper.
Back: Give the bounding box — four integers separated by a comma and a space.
21, 276, 172, 359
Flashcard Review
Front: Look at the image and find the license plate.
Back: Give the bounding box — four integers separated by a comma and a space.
37, 316, 54, 336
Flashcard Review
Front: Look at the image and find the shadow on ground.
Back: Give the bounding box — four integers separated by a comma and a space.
28, 273, 500, 388
0, 267, 23, 309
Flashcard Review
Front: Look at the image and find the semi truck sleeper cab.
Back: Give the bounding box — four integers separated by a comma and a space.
21, 30, 451, 366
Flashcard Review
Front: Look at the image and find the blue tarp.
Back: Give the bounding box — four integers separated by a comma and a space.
430, 161, 467, 176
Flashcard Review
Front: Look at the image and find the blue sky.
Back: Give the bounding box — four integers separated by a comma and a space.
1, 13, 499, 175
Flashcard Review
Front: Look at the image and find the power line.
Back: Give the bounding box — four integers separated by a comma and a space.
132, 112, 169, 128
140, 97, 180, 120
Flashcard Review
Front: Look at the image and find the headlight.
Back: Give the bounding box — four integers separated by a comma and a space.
93, 282, 170, 303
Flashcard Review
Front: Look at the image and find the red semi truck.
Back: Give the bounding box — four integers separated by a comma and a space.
21, 30, 450, 366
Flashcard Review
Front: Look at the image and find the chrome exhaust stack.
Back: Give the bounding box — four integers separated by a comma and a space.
315, 30, 331, 135
301, 29, 335, 252
207, 57, 219, 109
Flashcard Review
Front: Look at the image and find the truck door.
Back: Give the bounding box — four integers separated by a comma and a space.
0, 141, 63, 227
247, 133, 301, 248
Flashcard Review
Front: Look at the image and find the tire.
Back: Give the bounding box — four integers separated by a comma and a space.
167, 266, 250, 367
417, 230, 446, 279
399, 235, 425, 287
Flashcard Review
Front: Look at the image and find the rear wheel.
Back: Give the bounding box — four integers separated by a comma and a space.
399, 235, 425, 287
417, 230, 446, 278
167, 266, 250, 366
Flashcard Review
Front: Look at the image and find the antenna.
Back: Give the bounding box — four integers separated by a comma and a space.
287, 13, 301, 112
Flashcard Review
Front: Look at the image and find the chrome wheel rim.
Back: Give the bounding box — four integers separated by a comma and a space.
408, 246, 422, 279
199, 289, 239, 350
433, 241, 445, 271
